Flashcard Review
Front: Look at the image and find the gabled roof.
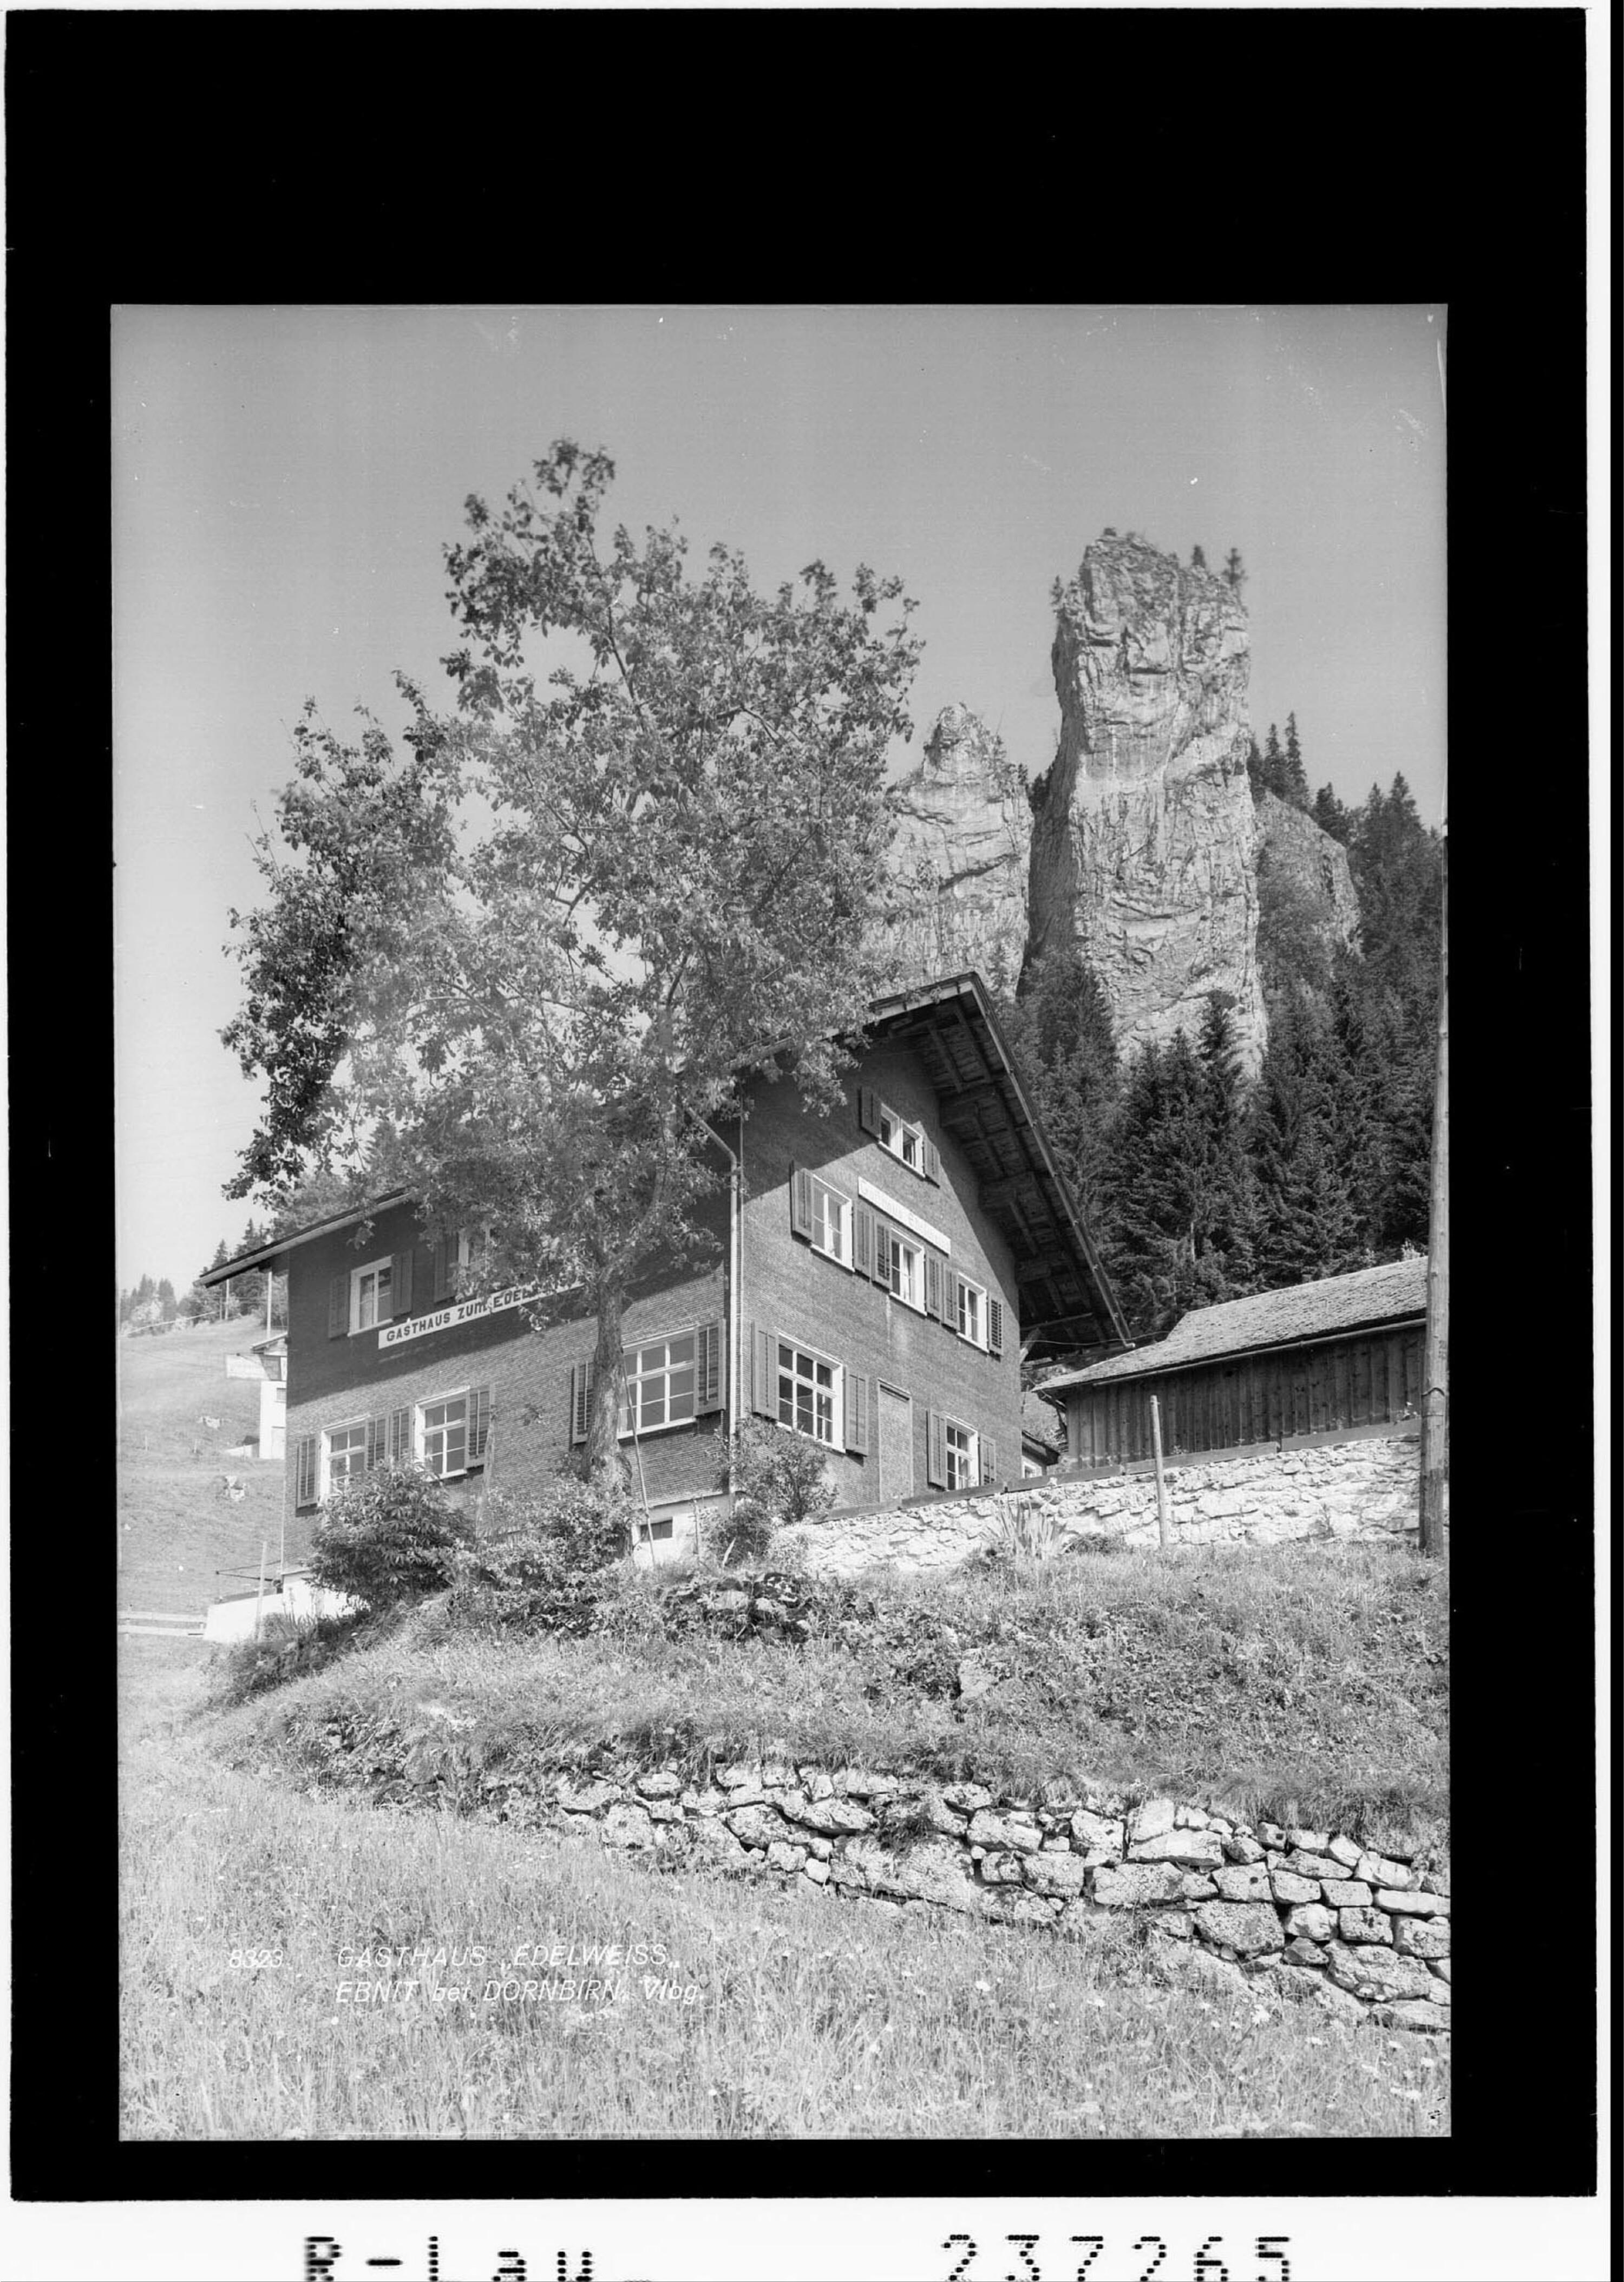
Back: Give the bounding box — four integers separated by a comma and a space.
201, 1191, 410, 1284
201, 972, 1132, 1356
862, 974, 1131, 1354
1038, 1256, 1429, 1397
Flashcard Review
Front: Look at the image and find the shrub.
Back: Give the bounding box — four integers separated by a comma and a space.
206, 1609, 362, 1706
308, 1465, 474, 1613
447, 1478, 634, 1631
710, 1420, 837, 1565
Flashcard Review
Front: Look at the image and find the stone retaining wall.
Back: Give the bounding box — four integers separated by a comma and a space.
483, 1745, 1450, 2034
778, 1428, 1420, 1577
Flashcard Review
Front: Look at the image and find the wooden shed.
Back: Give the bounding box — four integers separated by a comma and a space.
1038, 1257, 1429, 1469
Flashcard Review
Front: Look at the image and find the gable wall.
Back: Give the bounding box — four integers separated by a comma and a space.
280, 1031, 1029, 1537
739, 1042, 1024, 1503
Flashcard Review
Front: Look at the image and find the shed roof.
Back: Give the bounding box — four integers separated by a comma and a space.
1037, 1256, 1429, 1396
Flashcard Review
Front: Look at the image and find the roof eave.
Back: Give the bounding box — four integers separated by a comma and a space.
1040, 1304, 1430, 1394
199, 1189, 411, 1285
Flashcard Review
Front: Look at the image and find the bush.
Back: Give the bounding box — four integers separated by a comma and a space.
206, 1608, 362, 1706
709, 1420, 837, 1565
308, 1465, 474, 1613
447, 1478, 634, 1632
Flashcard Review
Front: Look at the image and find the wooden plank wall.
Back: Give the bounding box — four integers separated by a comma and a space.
1069, 1327, 1423, 1463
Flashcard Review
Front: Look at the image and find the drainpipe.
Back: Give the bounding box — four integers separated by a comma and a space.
702, 1118, 745, 1552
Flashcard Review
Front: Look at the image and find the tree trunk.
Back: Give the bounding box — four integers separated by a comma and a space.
587, 1278, 628, 1503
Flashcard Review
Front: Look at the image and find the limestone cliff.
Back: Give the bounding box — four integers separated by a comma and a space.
1027, 534, 1268, 1072
875, 536, 1359, 1074
1254, 788, 1361, 958
875, 701, 1031, 994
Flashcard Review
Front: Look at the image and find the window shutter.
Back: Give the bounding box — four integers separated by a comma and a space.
790, 1165, 814, 1240
951, 1274, 966, 1337
922, 1136, 941, 1183
926, 1410, 947, 1490
570, 1360, 594, 1445
980, 1436, 998, 1486
391, 1249, 413, 1320
388, 1406, 412, 1465
873, 1221, 893, 1288
852, 1205, 874, 1281
696, 1319, 724, 1414
328, 1276, 348, 1339
750, 1322, 776, 1418
470, 1386, 492, 1463
843, 1369, 869, 1453
859, 1086, 880, 1137
293, 1433, 318, 1508
366, 1414, 388, 1471
924, 1252, 942, 1320
988, 1296, 1005, 1358
431, 1241, 451, 1302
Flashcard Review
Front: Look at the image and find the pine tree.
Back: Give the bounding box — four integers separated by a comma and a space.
1246, 735, 1268, 800
157, 1277, 178, 1321
1311, 782, 1353, 844
1193, 996, 1261, 1301
1190, 544, 1208, 572
1249, 992, 1364, 1284
1223, 548, 1247, 594
1000, 940, 1121, 1227
1282, 713, 1310, 809
1261, 723, 1288, 800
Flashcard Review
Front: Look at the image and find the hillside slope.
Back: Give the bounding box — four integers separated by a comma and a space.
117, 1317, 298, 1617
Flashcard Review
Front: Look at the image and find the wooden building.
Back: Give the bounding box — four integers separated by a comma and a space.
202, 973, 1128, 1558
1039, 1257, 1429, 1470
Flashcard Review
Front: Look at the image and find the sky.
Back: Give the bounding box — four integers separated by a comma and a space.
113, 303, 1447, 1291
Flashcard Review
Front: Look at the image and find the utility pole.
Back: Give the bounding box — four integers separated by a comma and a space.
1419, 818, 1449, 1552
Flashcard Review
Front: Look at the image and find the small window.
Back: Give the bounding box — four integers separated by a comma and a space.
455, 1225, 490, 1290
351, 1256, 395, 1333
944, 1418, 978, 1493
635, 1517, 676, 1543
620, 1334, 697, 1435
955, 1275, 987, 1348
885, 1230, 924, 1310
808, 1176, 850, 1265
878, 1101, 925, 1172
323, 1420, 369, 1496
777, 1340, 840, 1447
420, 1394, 470, 1479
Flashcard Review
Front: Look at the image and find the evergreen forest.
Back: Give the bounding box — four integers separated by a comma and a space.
998, 753, 1444, 1355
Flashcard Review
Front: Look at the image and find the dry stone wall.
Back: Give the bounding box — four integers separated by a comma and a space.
777, 1429, 1420, 1577
503, 1753, 1450, 2034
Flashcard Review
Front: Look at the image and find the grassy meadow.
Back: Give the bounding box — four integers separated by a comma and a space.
119, 1323, 1450, 2141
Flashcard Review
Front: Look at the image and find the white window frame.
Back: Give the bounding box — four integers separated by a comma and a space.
807, 1175, 852, 1268
349, 1254, 398, 1334
884, 1228, 925, 1312
944, 1417, 979, 1494
877, 1100, 926, 1175
322, 1418, 370, 1497
415, 1388, 474, 1480
955, 1273, 988, 1349
776, 1337, 842, 1448
619, 1332, 699, 1438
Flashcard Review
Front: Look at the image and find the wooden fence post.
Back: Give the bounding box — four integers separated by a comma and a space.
1149, 1394, 1172, 1548
252, 1538, 268, 1642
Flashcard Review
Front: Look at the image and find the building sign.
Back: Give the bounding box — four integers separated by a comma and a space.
856, 1176, 951, 1256
378, 1282, 548, 1351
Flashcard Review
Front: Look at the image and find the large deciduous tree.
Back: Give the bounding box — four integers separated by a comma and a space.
222, 442, 921, 1488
